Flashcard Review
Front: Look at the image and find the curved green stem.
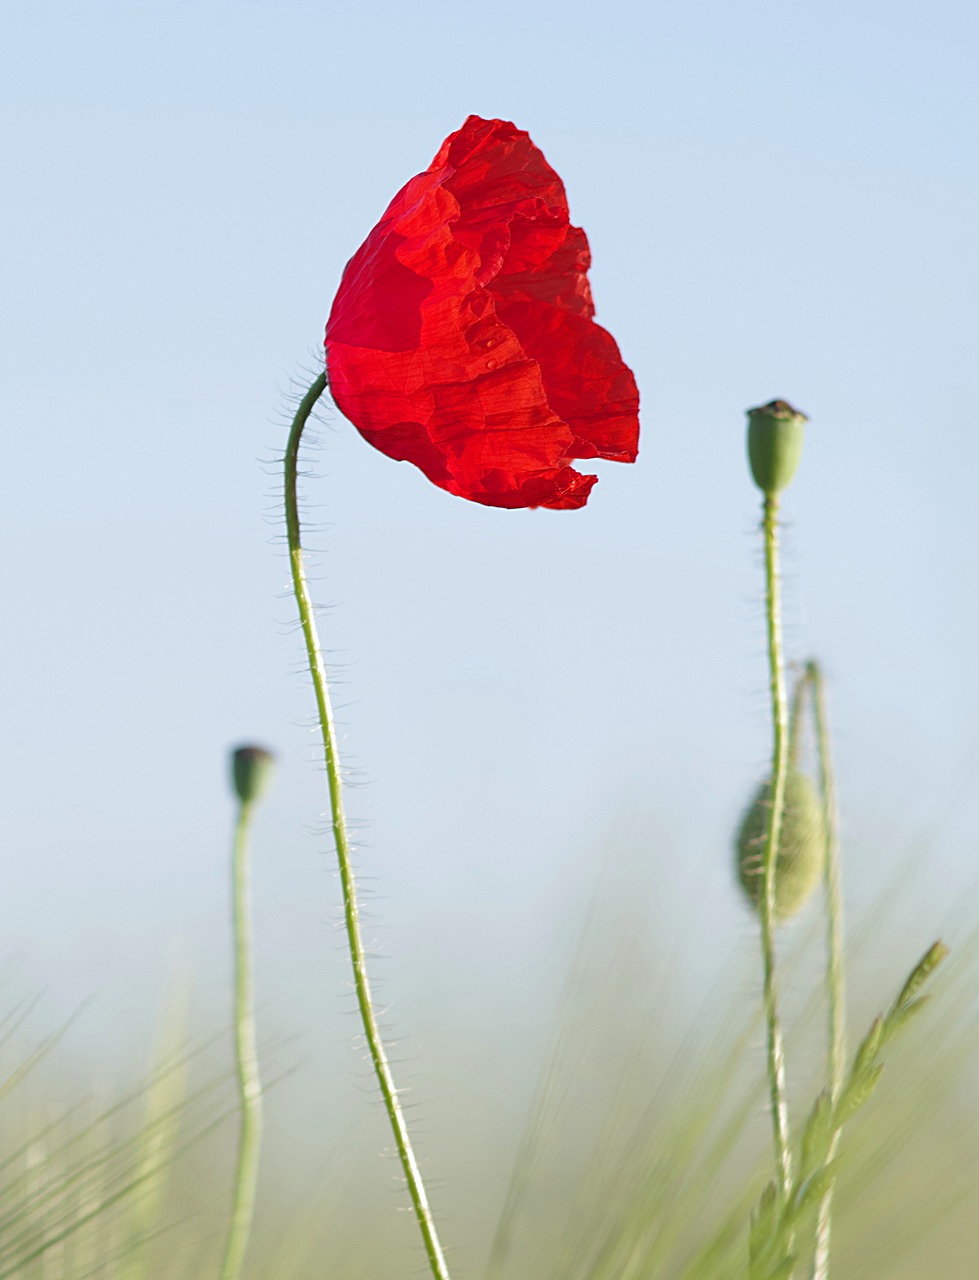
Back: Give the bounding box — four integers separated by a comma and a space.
808, 661, 846, 1280
760, 495, 794, 1203
284, 373, 452, 1280
220, 800, 263, 1280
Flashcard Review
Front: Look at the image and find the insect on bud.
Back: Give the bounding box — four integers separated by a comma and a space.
746, 400, 808, 496
231, 745, 276, 806
735, 770, 824, 920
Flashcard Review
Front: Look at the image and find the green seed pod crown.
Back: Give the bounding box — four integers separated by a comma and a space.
231, 745, 276, 806
735, 770, 824, 919
746, 399, 808, 496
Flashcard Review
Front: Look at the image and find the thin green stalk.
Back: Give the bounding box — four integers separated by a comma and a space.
808, 661, 845, 1280
220, 799, 263, 1280
787, 667, 808, 771
760, 495, 793, 1203
284, 373, 452, 1280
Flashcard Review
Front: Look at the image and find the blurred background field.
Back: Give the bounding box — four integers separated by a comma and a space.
4, 860, 978, 1278
2, 0, 978, 1275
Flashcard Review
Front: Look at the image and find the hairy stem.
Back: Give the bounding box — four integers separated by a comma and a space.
808, 661, 846, 1280
220, 800, 263, 1280
787, 666, 808, 771
760, 495, 794, 1203
284, 373, 451, 1280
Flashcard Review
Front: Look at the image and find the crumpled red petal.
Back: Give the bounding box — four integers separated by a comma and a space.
325, 116, 639, 510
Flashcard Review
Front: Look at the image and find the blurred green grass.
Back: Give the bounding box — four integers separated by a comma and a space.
3, 878, 977, 1280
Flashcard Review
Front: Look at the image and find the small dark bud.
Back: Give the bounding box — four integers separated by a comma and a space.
746, 399, 808, 496
231, 745, 275, 806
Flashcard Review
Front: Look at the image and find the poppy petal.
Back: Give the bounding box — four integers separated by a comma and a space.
325, 116, 639, 509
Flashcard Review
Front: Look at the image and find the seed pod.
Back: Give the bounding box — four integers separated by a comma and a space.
735, 770, 824, 919
746, 400, 807, 496
231, 745, 275, 806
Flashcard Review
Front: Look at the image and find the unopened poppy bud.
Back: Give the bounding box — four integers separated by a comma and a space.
231, 745, 275, 806
746, 400, 807, 496
735, 770, 824, 919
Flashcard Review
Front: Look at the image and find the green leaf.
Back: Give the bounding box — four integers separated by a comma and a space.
852, 1015, 884, 1080
749, 1180, 779, 1261
800, 1090, 833, 1179
835, 1062, 885, 1127
792, 1159, 839, 1216
764, 1251, 799, 1280
893, 940, 949, 1011
883, 995, 930, 1042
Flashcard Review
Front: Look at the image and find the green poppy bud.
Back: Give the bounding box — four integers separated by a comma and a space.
735, 770, 824, 919
746, 400, 807, 496
231, 745, 275, 806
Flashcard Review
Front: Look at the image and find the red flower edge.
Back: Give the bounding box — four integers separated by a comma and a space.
324, 116, 640, 510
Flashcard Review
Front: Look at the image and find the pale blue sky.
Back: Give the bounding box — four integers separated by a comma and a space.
2, 0, 978, 1145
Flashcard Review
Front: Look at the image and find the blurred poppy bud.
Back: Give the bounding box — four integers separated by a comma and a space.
746, 400, 807, 496
231, 746, 275, 806
735, 770, 824, 919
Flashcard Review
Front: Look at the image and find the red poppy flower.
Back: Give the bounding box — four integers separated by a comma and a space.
324, 116, 640, 510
